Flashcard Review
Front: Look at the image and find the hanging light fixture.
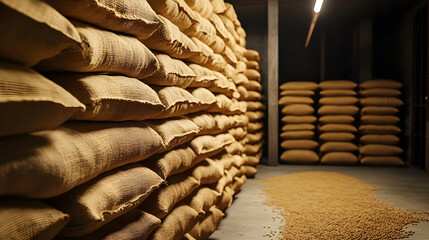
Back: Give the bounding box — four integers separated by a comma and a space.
305, 0, 324, 47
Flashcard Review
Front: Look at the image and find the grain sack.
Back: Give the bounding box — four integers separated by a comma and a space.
232, 114, 250, 128
46, 0, 161, 40
278, 96, 314, 105
224, 3, 240, 25
243, 49, 260, 62
144, 145, 198, 180
360, 134, 400, 145
141, 174, 200, 219
187, 207, 224, 240
244, 69, 261, 81
191, 87, 217, 108
318, 105, 359, 115
247, 101, 265, 111
213, 114, 236, 132
236, 60, 247, 73
190, 159, 223, 185
282, 104, 315, 115
215, 133, 237, 148
319, 96, 358, 105
280, 131, 315, 139
280, 150, 319, 164
280, 81, 318, 91
238, 86, 251, 100
280, 90, 315, 96
147, 0, 198, 32
152, 86, 202, 119
282, 124, 315, 131
210, 0, 226, 13
359, 88, 402, 97
245, 152, 263, 166
36, 21, 159, 79
206, 94, 233, 113
185, 187, 220, 215
281, 116, 317, 124
147, 118, 199, 151
247, 132, 264, 143
248, 122, 264, 132
0, 199, 69, 240
231, 155, 246, 168
360, 80, 403, 89
361, 115, 400, 125
220, 46, 238, 67
217, 187, 234, 211
219, 14, 238, 42
360, 156, 404, 166
0, 0, 81, 66
216, 153, 234, 170
74, 209, 161, 240
359, 125, 401, 134
361, 106, 400, 115
244, 165, 258, 177
186, 113, 217, 135
229, 127, 247, 140
321, 152, 358, 165
185, 12, 217, 48
360, 97, 404, 107
246, 91, 263, 101
143, 53, 196, 88
50, 164, 163, 237
281, 140, 318, 149
185, 0, 213, 16
187, 63, 217, 87
246, 111, 265, 121
231, 175, 247, 192
360, 144, 403, 156
319, 132, 355, 142
0, 122, 163, 198
320, 142, 358, 152
208, 12, 229, 39
149, 204, 200, 240
225, 141, 245, 155
188, 37, 215, 65
141, 15, 200, 59
245, 142, 264, 155
246, 60, 260, 70
244, 80, 263, 92
50, 73, 163, 121
0, 62, 84, 137
319, 80, 357, 90
319, 115, 355, 124
235, 73, 250, 85
320, 89, 357, 96
319, 124, 358, 133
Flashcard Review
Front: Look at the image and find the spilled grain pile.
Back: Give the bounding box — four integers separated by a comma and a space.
262, 172, 428, 240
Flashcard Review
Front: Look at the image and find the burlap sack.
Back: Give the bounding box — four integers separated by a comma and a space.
321, 152, 358, 165
361, 115, 400, 125
243, 49, 260, 62
143, 53, 196, 88
231, 155, 246, 168
232, 114, 250, 128
185, 187, 221, 215
245, 151, 262, 166
319, 124, 358, 133
234, 73, 250, 85
245, 142, 264, 155
185, 12, 217, 49
0, 199, 69, 240
319, 89, 357, 96
187, 37, 215, 65
359, 144, 403, 156
152, 86, 202, 119
319, 80, 357, 90
244, 165, 258, 178
187, 63, 217, 88
319, 96, 358, 105
243, 80, 263, 92
280, 81, 318, 91
246, 60, 260, 71
320, 142, 358, 152
207, 35, 225, 56
319, 132, 355, 142
247, 132, 264, 144
140, 173, 200, 219
147, 0, 199, 32
220, 46, 238, 67
361, 106, 399, 115
236, 60, 247, 73
0, 122, 164, 198
359, 88, 401, 97
245, 111, 264, 122
280, 130, 315, 139
185, 0, 213, 16
228, 127, 247, 140
219, 15, 239, 42
189, 134, 230, 160
244, 69, 261, 81
208, 12, 229, 39
51, 164, 163, 237
224, 3, 240, 26
206, 94, 233, 113
318, 105, 359, 115
142, 15, 200, 59
225, 141, 245, 155
147, 118, 200, 151
360, 156, 404, 166
359, 125, 401, 134
236, 86, 248, 100
246, 91, 263, 101
281, 104, 314, 115
278, 96, 314, 105
211, 71, 240, 98
36, 21, 159, 79
281, 140, 318, 149
281, 115, 317, 124
280, 90, 314, 96
319, 115, 355, 124
190, 87, 217, 110
215, 153, 234, 170
0, 62, 85, 137
186, 113, 217, 135
50, 73, 164, 121
248, 122, 263, 133
231, 175, 247, 193
216, 133, 237, 147
144, 145, 198, 180
149, 204, 200, 240
210, 0, 227, 13
216, 186, 234, 211
247, 101, 265, 111
46, 0, 161, 40
360, 97, 404, 107
75, 209, 161, 240
359, 134, 400, 145
190, 159, 223, 185
280, 150, 319, 164
360, 80, 402, 89
0, 0, 81, 66
187, 206, 224, 240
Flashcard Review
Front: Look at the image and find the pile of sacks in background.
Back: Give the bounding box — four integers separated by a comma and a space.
0, 0, 265, 239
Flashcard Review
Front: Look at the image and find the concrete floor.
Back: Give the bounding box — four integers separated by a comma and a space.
210, 165, 429, 240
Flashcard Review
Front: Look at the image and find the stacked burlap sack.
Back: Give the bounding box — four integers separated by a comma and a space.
358, 80, 404, 166
279, 81, 319, 164
239, 49, 265, 177
0, 0, 258, 239
318, 80, 359, 165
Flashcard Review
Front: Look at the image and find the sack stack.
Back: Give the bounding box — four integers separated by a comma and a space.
279, 81, 320, 164
0, 0, 263, 239
318, 80, 359, 165
241, 49, 265, 177
358, 80, 404, 166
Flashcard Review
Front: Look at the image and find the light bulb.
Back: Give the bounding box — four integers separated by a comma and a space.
314, 0, 324, 13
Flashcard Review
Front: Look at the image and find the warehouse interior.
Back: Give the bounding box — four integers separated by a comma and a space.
0, 0, 428, 239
